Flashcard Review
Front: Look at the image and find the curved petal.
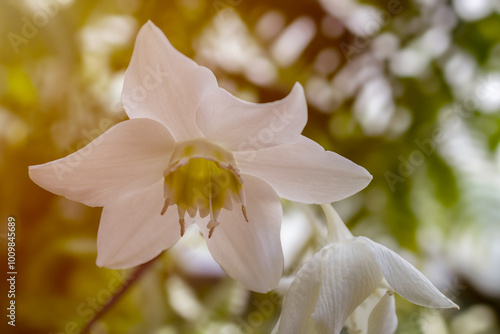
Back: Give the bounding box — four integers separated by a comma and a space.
368, 291, 398, 334
312, 243, 383, 334
234, 136, 372, 204
359, 237, 459, 309
276, 255, 322, 334
345, 288, 387, 334
197, 83, 307, 151
197, 175, 283, 293
96, 180, 181, 268
29, 119, 174, 207
122, 21, 218, 140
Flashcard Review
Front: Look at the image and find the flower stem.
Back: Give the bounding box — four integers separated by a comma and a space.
320, 204, 352, 243
81, 254, 162, 334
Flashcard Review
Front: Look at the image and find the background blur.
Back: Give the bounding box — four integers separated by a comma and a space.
1, 0, 500, 333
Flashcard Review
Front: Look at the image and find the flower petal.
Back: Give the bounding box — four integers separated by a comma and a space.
234, 136, 372, 204
360, 237, 459, 309
198, 175, 283, 293
196, 83, 307, 151
122, 21, 218, 140
276, 256, 322, 334
312, 243, 383, 334
367, 291, 398, 334
96, 180, 181, 268
29, 118, 174, 207
344, 288, 387, 334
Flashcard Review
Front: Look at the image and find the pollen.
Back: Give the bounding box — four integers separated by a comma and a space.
161, 139, 247, 237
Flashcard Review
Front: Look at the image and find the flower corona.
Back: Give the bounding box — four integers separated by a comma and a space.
161, 138, 248, 238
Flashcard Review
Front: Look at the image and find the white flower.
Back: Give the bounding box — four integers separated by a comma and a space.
28, 21, 372, 293
275, 205, 458, 333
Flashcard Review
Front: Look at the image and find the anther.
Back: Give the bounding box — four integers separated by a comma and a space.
161, 199, 170, 215
242, 205, 249, 222
208, 227, 215, 238
179, 218, 185, 237
207, 218, 219, 238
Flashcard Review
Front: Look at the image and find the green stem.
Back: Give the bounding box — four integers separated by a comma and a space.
81, 254, 161, 334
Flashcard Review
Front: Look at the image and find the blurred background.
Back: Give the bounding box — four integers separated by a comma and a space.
1, 0, 500, 333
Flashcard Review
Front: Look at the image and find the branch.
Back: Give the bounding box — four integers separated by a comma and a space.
81, 254, 162, 334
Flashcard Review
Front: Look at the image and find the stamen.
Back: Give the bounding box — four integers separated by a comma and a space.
207, 219, 220, 229
242, 205, 249, 222
177, 207, 187, 237
206, 218, 220, 238
179, 218, 185, 237
207, 168, 218, 237
236, 182, 247, 207
160, 199, 170, 215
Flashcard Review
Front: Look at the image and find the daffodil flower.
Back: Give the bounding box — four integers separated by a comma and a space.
28, 21, 371, 293
275, 205, 458, 333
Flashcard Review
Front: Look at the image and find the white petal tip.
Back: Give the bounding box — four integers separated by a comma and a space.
353, 168, 373, 191
143, 20, 158, 30
249, 283, 278, 294
96, 252, 133, 270
435, 299, 460, 310
291, 81, 305, 94
359, 167, 373, 181
95, 257, 129, 270
27, 166, 36, 179
27, 163, 57, 191
95, 257, 107, 268
138, 20, 165, 40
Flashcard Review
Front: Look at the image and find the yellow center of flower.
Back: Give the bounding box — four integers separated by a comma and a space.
161, 139, 248, 238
